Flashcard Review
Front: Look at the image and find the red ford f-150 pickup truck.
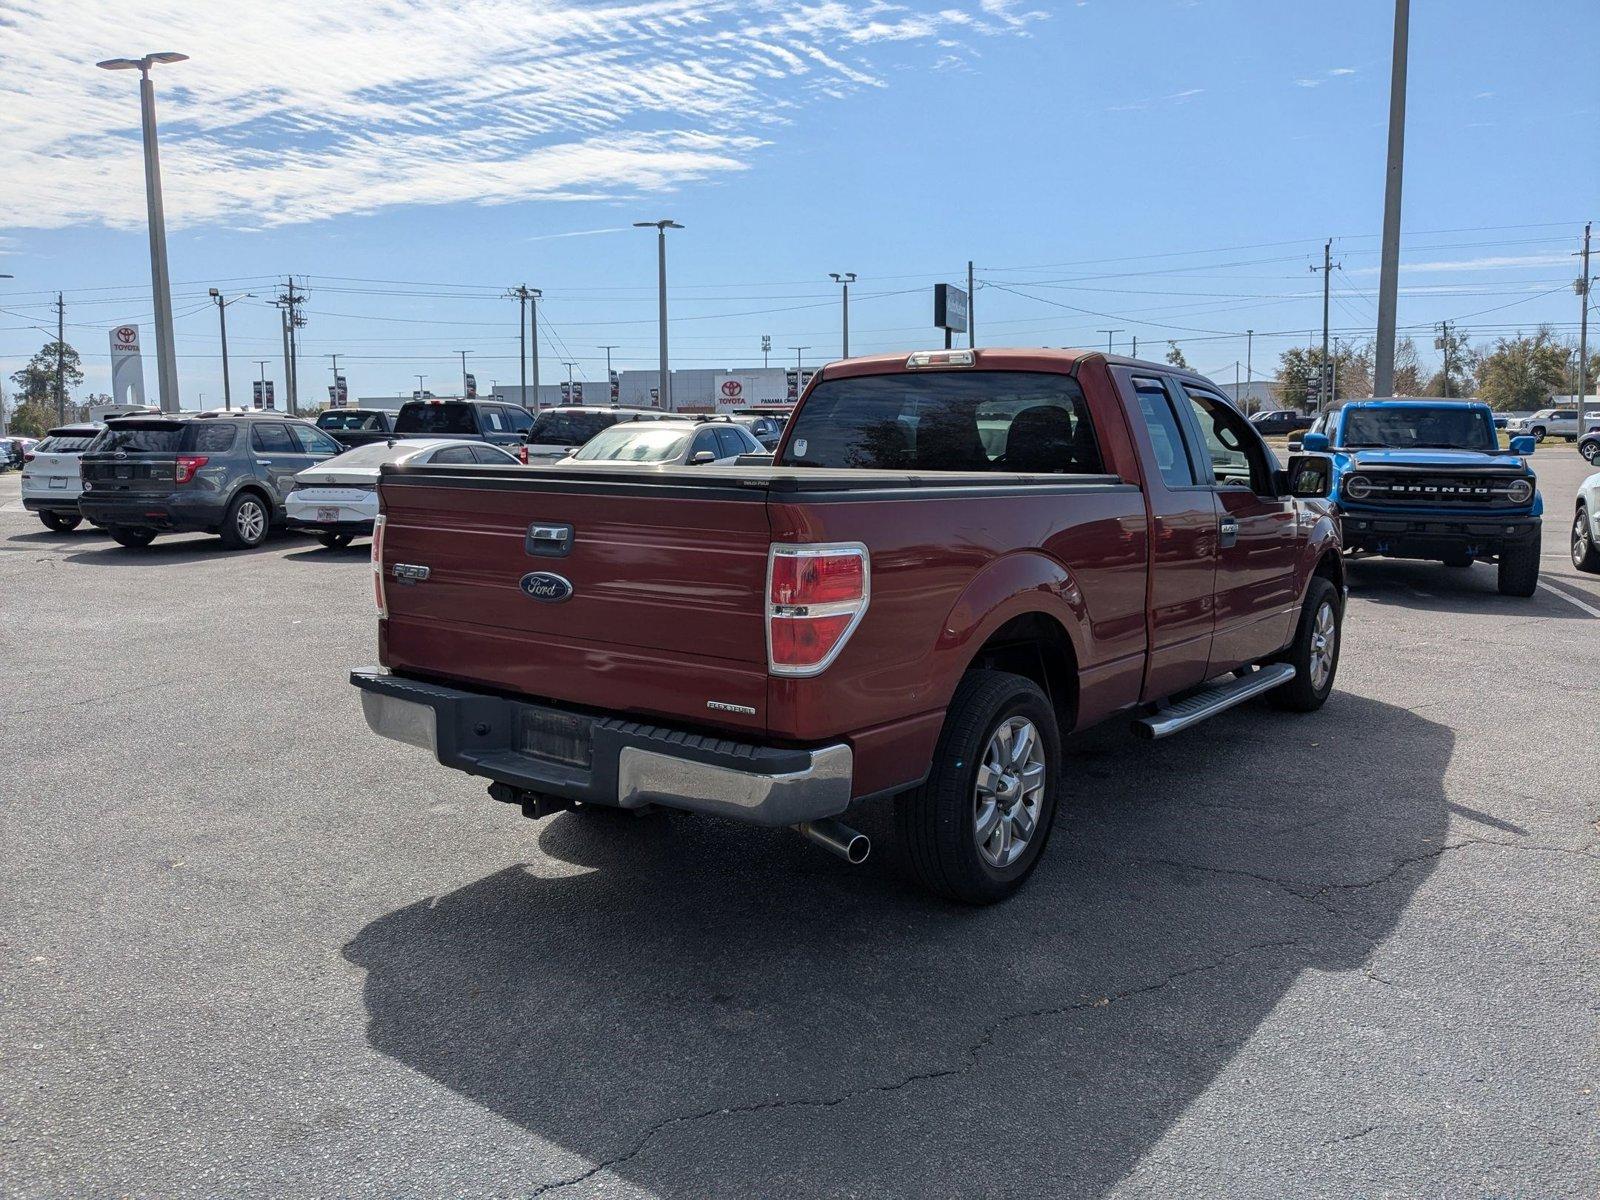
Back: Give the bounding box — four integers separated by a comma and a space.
353, 348, 1342, 903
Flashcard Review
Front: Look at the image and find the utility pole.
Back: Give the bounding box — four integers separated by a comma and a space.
967, 260, 976, 348
829, 272, 856, 358
276, 301, 292, 413
1577, 222, 1592, 432
1310, 240, 1340, 412
208, 289, 251, 410
1131, 336, 1138, 360
1372, 0, 1410, 399
55, 292, 65, 423
255, 360, 268, 409
1097, 329, 1123, 354
507, 285, 534, 407
1246, 329, 1254, 393
1436, 320, 1453, 399
529, 287, 542, 406
327, 353, 341, 408
287, 278, 304, 415
761, 335, 771, 368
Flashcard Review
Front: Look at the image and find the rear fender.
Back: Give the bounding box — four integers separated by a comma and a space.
930, 551, 1088, 704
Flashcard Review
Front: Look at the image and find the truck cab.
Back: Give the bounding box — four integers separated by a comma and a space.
1301, 399, 1541, 596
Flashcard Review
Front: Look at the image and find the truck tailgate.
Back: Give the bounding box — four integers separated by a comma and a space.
376, 466, 773, 733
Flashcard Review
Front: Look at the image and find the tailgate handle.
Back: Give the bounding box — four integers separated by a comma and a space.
525, 522, 574, 558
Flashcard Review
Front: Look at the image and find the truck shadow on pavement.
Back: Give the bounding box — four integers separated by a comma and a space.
1346, 557, 1585, 617
343, 694, 1452, 1197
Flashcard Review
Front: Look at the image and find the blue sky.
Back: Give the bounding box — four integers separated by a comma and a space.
0, 0, 1595, 404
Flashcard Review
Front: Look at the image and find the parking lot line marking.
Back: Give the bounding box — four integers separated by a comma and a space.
1537, 579, 1600, 619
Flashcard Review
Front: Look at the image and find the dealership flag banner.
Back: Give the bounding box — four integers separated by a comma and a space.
108, 325, 147, 407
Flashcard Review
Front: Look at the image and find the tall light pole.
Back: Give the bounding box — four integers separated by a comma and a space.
1097, 329, 1123, 354
563, 360, 578, 402
634, 220, 683, 409
1246, 329, 1254, 408
598, 345, 618, 377
829, 272, 856, 358
97, 52, 187, 413
327, 353, 343, 408
207, 289, 252, 410
415, 374, 427, 399
1372, 0, 1410, 398
454, 350, 471, 398
789, 346, 810, 397
254, 360, 269, 409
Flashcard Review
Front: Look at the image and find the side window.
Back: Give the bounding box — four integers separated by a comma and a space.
1179, 386, 1270, 492
483, 408, 507, 432
504, 406, 533, 433
291, 425, 341, 455
1131, 378, 1197, 488
251, 422, 297, 454
714, 427, 747, 458
690, 429, 719, 459
429, 445, 478, 465
471, 443, 513, 465
188, 424, 237, 453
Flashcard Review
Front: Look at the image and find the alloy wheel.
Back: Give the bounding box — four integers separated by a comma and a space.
974, 715, 1047, 868
1574, 514, 1592, 570
1309, 599, 1337, 692
237, 500, 266, 544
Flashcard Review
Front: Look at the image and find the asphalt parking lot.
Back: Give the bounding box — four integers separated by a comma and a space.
1, 453, 1595, 1199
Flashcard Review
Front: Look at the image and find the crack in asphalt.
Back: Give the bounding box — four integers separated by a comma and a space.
523, 934, 1308, 1197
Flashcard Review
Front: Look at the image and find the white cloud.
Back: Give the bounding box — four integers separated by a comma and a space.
1351, 254, 1572, 275
0, 0, 1045, 232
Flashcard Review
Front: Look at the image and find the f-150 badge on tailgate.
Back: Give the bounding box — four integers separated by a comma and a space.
519, 571, 573, 603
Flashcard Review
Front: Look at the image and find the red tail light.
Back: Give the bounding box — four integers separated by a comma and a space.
767, 543, 869, 676
518, 443, 529, 464
372, 514, 388, 617
23, 452, 35, 463
174, 454, 208, 484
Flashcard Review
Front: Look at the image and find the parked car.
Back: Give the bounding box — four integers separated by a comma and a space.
553, 417, 765, 467
1503, 408, 1581, 443
353, 347, 1343, 905
78, 411, 344, 550
19, 423, 101, 531
1573, 463, 1600, 574
287, 438, 521, 547
324, 400, 536, 455
315, 408, 398, 448
0, 438, 20, 471
1576, 425, 1600, 464
1248, 409, 1314, 437
731, 413, 787, 449
1301, 398, 1542, 595
522, 406, 673, 463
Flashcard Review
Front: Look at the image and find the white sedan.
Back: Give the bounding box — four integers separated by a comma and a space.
1574, 467, 1600, 574
553, 418, 764, 467
287, 438, 521, 548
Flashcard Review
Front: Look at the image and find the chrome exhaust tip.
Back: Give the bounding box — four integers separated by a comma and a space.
794, 818, 870, 865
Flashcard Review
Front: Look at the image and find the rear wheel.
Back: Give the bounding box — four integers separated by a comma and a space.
317, 532, 355, 550
1497, 539, 1540, 597
39, 511, 82, 533
895, 670, 1062, 905
109, 527, 156, 549
1572, 506, 1600, 574
219, 492, 269, 550
1271, 576, 1341, 712
1532, 427, 1547, 443
1581, 440, 1600, 464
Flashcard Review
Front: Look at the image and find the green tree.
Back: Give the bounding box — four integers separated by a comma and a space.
1423, 327, 1478, 398
1277, 343, 1371, 410
1391, 336, 1424, 396
1475, 327, 1569, 410
1164, 341, 1190, 369
7, 401, 57, 438
9, 339, 84, 408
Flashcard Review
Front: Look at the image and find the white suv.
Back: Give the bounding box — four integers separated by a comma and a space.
1504, 408, 1580, 443
20, 423, 101, 532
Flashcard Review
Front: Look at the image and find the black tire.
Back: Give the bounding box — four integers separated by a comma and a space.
1271, 576, 1342, 712
1572, 505, 1600, 575
39, 511, 82, 533
894, 670, 1062, 905
1531, 427, 1547, 443
1581, 440, 1600, 464
1565, 435, 1577, 443
218, 492, 270, 550
1497, 539, 1540, 597
1442, 551, 1473, 568
109, 527, 156, 549
317, 532, 355, 550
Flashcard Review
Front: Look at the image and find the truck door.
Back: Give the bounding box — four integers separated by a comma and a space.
1172, 383, 1300, 674
1117, 371, 1219, 700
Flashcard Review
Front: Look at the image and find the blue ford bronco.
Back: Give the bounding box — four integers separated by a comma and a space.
1297, 399, 1542, 597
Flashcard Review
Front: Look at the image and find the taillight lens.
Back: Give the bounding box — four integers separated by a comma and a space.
518, 443, 529, 464
372, 514, 388, 617
23, 452, 35, 463
767, 543, 869, 675
174, 454, 208, 484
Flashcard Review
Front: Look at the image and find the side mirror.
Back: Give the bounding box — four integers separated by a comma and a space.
689, 450, 716, 465
561, 447, 577, 458
1301, 431, 1330, 453
1284, 454, 1334, 499
1508, 435, 1535, 456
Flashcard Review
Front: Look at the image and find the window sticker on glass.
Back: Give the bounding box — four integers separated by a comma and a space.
792, 438, 808, 458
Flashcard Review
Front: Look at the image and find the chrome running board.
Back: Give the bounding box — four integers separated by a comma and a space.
1133, 663, 1297, 740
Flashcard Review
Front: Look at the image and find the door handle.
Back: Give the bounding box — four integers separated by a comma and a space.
258, 459, 273, 465
1219, 516, 1239, 549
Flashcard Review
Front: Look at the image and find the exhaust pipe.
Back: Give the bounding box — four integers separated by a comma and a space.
794, 818, 870, 865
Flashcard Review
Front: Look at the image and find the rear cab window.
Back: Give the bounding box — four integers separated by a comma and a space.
90, 422, 185, 454
394, 403, 479, 436
527, 409, 621, 446
777, 370, 1103, 473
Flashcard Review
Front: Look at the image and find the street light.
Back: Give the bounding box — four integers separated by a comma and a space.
415, 374, 427, 399
208, 289, 253, 410
97, 51, 187, 413
789, 346, 811, 399
634, 220, 683, 409
254, 360, 270, 409
829, 273, 857, 358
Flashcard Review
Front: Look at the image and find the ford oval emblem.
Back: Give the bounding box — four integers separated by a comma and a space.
519, 571, 573, 603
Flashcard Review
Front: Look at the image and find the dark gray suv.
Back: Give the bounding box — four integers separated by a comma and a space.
79, 413, 342, 550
